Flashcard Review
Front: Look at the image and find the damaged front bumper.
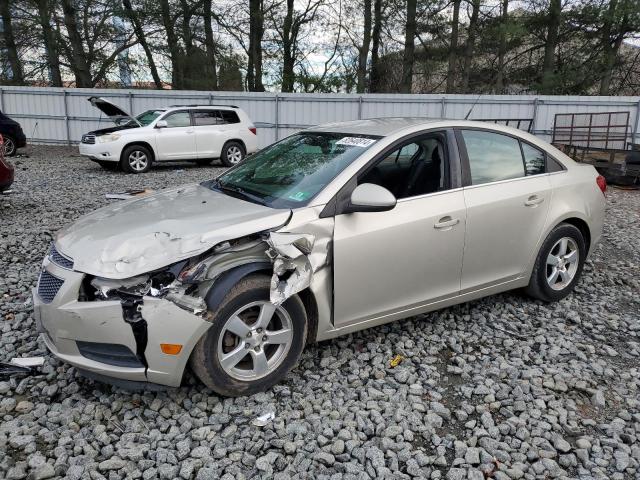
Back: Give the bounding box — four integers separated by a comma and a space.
33, 257, 211, 387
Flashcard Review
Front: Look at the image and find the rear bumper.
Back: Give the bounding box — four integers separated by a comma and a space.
33, 255, 211, 387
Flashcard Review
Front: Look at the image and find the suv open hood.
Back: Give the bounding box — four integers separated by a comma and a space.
89, 96, 141, 127
55, 183, 292, 279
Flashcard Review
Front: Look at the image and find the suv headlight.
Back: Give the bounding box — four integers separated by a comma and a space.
97, 133, 121, 143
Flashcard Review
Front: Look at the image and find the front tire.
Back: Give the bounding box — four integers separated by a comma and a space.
190, 275, 307, 396
2, 135, 16, 156
220, 141, 245, 167
525, 223, 586, 302
120, 145, 152, 174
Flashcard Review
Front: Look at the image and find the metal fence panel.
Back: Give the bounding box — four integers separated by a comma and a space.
0, 86, 638, 148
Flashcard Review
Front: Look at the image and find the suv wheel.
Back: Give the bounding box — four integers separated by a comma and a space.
221, 141, 245, 167
525, 223, 586, 302
3, 135, 16, 156
121, 145, 152, 174
190, 275, 307, 396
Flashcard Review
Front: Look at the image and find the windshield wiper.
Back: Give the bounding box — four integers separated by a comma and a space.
212, 179, 266, 206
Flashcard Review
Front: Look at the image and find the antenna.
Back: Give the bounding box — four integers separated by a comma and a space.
464, 93, 483, 120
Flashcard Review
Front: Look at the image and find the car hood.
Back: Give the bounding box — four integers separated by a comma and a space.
88, 124, 141, 136
89, 96, 141, 126
55, 183, 291, 279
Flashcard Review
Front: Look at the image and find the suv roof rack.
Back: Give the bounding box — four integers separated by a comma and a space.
168, 104, 239, 109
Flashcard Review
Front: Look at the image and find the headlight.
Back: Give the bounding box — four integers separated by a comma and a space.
97, 133, 121, 143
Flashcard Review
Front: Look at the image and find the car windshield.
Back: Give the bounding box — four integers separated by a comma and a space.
135, 110, 164, 126
207, 132, 380, 208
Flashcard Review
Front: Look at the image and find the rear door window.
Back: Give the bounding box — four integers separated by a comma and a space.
193, 110, 222, 126
461, 130, 525, 185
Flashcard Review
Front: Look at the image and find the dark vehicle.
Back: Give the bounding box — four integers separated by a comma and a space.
0, 110, 27, 156
0, 135, 15, 193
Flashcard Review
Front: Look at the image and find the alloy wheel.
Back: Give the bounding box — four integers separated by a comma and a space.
546, 237, 579, 291
226, 145, 243, 164
3, 137, 15, 156
128, 150, 148, 171
217, 301, 293, 381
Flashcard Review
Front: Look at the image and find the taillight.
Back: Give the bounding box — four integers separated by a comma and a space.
249, 127, 257, 135
596, 175, 607, 195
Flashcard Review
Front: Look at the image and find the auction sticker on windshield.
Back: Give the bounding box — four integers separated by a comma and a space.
336, 137, 377, 148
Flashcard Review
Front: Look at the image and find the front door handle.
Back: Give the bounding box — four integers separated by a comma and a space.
524, 195, 544, 207
434, 216, 460, 230
186, 129, 195, 134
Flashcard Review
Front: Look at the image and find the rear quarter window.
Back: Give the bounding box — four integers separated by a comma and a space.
219, 110, 240, 124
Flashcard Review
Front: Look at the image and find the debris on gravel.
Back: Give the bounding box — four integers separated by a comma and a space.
1, 145, 639, 479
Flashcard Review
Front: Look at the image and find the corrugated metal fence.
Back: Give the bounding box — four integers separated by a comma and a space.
1, 86, 639, 149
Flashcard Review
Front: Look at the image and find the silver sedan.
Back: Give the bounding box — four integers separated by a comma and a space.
34, 119, 606, 396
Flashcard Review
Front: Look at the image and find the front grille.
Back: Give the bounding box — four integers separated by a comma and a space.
81, 134, 95, 144
49, 243, 74, 269
37, 270, 64, 303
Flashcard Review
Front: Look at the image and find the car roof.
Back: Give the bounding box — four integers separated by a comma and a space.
168, 105, 239, 110
304, 117, 529, 138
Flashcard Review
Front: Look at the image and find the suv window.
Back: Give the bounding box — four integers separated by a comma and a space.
193, 110, 222, 126
461, 130, 525, 185
163, 111, 191, 128
219, 110, 240, 124
360, 133, 448, 200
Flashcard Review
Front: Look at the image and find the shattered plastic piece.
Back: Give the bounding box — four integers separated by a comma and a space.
165, 290, 207, 314
389, 355, 404, 368
0, 362, 35, 378
252, 411, 276, 427
91, 275, 151, 298
10, 357, 45, 368
105, 189, 154, 200
266, 232, 316, 305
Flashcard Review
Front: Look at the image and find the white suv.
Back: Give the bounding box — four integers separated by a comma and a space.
79, 97, 258, 173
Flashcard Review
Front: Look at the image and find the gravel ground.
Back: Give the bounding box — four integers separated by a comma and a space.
1, 145, 639, 480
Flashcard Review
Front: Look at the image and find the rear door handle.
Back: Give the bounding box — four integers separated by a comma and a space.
434, 216, 460, 230
524, 195, 544, 207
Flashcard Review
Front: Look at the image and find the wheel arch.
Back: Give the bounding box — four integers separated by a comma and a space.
203, 262, 319, 344
121, 141, 156, 162
560, 217, 591, 255
223, 138, 246, 152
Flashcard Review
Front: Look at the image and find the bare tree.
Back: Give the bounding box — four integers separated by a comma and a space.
400, 0, 417, 93
494, 0, 508, 92
203, 0, 218, 90
356, 0, 372, 93
369, 0, 383, 92
247, 0, 265, 91
34, 0, 62, 86
122, 0, 162, 88
460, 0, 481, 93
0, 0, 25, 84
446, 0, 461, 93
540, 0, 561, 93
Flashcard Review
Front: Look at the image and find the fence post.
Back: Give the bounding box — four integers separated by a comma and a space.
531, 97, 540, 134
358, 96, 363, 119
632, 99, 640, 146
440, 97, 446, 118
274, 94, 280, 141
208, 92, 213, 104
128, 91, 133, 115
0, 87, 3, 112
63, 90, 71, 146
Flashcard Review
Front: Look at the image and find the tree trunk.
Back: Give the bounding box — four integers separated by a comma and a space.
60, 0, 92, 87
445, 0, 461, 93
369, 0, 382, 92
248, 0, 265, 92
0, 0, 23, 84
599, 0, 622, 95
36, 0, 62, 87
494, 0, 508, 93
356, 0, 372, 93
281, 0, 295, 92
122, 0, 162, 89
203, 0, 218, 90
460, 0, 481, 93
400, 0, 417, 93
540, 0, 561, 94
159, 0, 183, 89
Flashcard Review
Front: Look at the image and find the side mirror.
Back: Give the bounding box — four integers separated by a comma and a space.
346, 183, 397, 213
155, 120, 168, 128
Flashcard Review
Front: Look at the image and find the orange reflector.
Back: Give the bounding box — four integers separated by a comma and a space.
160, 344, 183, 355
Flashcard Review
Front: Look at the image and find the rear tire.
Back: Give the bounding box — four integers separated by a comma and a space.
2, 135, 16, 156
120, 145, 152, 174
220, 141, 245, 167
97, 161, 118, 171
190, 275, 307, 397
525, 223, 586, 302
